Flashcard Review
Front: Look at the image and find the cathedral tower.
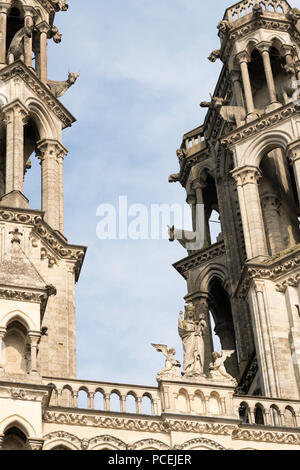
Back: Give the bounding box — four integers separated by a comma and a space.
0, 0, 85, 381
170, 0, 300, 401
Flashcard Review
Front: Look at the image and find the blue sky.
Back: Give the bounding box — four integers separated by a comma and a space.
25, 0, 232, 385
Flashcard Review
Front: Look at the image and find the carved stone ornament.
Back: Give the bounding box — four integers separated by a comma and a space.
152, 344, 181, 381
209, 351, 238, 386
0, 61, 75, 129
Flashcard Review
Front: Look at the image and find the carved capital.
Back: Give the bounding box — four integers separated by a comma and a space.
235, 51, 251, 65
256, 41, 272, 54
1, 100, 29, 126
261, 193, 281, 212
231, 166, 262, 187
280, 44, 295, 58
0, 3, 10, 15
287, 142, 300, 164
36, 139, 68, 162
192, 178, 207, 191
186, 194, 196, 205
36, 21, 51, 34
28, 439, 44, 451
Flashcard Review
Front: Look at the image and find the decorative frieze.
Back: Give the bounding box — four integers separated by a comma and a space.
232, 428, 300, 445
221, 102, 300, 148
0, 61, 75, 129
173, 242, 226, 278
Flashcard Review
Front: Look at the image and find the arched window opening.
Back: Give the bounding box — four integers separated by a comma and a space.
94, 390, 105, 411
254, 405, 265, 425
239, 403, 250, 423
2, 427, 27, 450
78, 389, 88, 409
270, 405, 281, 426
176, 390, 189, 414
4, 321, 28, 375
284, 407, 296, 428
209, 210, 222, 244
248, 48, 268, 110
201, 173, 221, 247
208, 278, 238, 377
126, 393, 137, 413
60, 387, 73, 408
141, 395, 152, 415
209, 312, 222, 352
259, 148, 300, 255
6, 6, 24, 60
23, 118, 41, 210
110, 392, 121, 412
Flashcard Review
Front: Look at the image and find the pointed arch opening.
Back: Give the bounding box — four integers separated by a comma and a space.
2, 426, 27, 450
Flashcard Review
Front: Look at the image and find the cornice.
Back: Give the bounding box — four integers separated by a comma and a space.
221, 102, 300, 148
173, 242, 226, 279
0, 61, 76, 129
0, 206, 86, 282
235, 245, 300, 298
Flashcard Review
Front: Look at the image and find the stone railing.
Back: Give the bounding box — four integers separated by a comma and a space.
182, 126, 206, 156
43, 377, 162, 416
233, 395, 300, 428
224, 0, 289, 22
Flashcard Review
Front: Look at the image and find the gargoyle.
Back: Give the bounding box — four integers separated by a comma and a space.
287, 8, 300, 23
47, 70, 80, 98
168, 173, 180, 183
7, 26, 33, 64
208, 49, 221, 63
52, 0, 69, 11
200, 95, 246, 126
217, 20, 232, 35
48, 25, 62, 44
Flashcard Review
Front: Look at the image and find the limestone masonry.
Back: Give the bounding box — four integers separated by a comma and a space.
0, 0, 300, 451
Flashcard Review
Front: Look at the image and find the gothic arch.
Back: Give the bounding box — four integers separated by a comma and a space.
194, 262, 229, 293
176, 437, 226, 450
0, 415, 35, 438
89, 435, 127, 451
43, 432, 81, 451
130, 439, 170, 450
240, 129, 294, 167
25, 98, 60, 141
1, 309, 35, 331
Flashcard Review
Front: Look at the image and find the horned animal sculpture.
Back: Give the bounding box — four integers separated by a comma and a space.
47, 70, 80, 98
7, 26, 33, 64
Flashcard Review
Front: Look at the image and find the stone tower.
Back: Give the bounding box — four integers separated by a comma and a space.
170, 0, 300, 401
0, 0, 85, 381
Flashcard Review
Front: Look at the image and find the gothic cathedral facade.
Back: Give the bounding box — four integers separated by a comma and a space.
0, 0, 299, 451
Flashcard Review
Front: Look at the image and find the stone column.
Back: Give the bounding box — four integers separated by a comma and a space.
231, 166, 268, 260
257, 42, 280, 109
104, 394, 110, 411
186, 193, 197, 233
57, 154, 65, 233
28, 333, 40, 374
88, 392, 94, 410
36, 22, 50, 83
192, 179, 210, 247
120, 396, 126, 413
72, 391, 78, 408
137, 398, 142, 414
1, 101, 29, 198
230, 70, 245, 124
261, 194, 283, 255
37, 140, 68, 231
23, 7, 34, 68
288, 142, 300, 202
0, 328, 6, 372
235, 51, 257, 121
0, 4, 9, 66
281, 44, 295, 67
